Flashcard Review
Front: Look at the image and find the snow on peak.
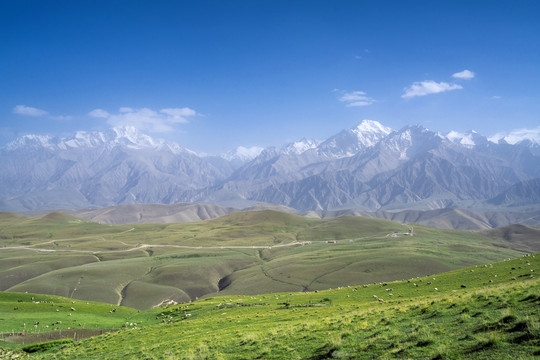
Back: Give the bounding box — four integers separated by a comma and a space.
351, 120, 393, 147
354, 119, 392, 134
222, 146, 264, 162
488, 126, 540, 146
4, 127, 193, 155
382, 125, 442, 160
282, 138, 321, 155
110, 126, 161, 148
317, 120, 394, 158
5, 134, 57, 150
445, 130, 477, 147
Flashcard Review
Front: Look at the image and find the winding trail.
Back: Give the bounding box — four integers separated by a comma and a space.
0, 241, 320, 254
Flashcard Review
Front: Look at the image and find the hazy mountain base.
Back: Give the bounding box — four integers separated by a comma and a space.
1, 254, 538, 359
1, 210, 539, 310
19, 202, 540, 230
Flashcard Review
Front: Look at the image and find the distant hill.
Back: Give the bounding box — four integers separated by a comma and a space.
69, 203, 237, 224
483, 224, 540, 252
20, 202, 540, 230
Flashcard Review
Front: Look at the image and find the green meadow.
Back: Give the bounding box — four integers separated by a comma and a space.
0, 253, 538, 359
1, 210, 538, 310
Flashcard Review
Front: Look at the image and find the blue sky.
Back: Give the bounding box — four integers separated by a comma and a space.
1, 0, 540, 154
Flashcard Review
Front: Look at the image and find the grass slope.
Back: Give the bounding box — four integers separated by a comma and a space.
1, 211, 539, 309
0, 253, 538, 359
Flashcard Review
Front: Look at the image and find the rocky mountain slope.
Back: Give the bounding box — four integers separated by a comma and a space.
2, 121, 540, 212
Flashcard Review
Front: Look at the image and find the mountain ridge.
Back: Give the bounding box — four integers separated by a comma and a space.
2, 121, 540, 213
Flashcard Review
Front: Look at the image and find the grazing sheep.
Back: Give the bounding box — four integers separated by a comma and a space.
378, 298, 385, 303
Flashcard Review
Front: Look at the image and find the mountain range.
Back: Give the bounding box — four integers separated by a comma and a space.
1, 120, 540, 213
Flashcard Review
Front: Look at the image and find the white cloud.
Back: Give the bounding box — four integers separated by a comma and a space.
12, 105, 49, 116
160, 107, 195, 120
49, 115, 72, 121
88, 109, 110, 118
401, 81, 463, 99
88, 107, 197, 132
452, 69, 475, 79
339, 91, 376, 107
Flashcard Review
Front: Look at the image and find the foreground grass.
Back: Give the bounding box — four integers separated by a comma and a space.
1, 253, 538, 359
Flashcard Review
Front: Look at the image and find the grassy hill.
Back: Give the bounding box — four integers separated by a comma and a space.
1, 210, 539, 310
1, 253, 538, 359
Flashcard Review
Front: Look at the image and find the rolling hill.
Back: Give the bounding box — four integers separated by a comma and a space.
18, 202, 540, 230
1, 210, 539, 310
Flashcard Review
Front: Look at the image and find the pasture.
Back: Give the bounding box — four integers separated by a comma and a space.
0, 253, 538, 359
1, 210, 538, 310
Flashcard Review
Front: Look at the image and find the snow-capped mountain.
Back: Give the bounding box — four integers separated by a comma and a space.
282, 138, 321, 155
317, 120, 394, 158
442, 130, 490, 148
192, 123, 540, 211
221, 146, 264, 163
2, 121, 540, 212
0, 127, 232, 211
5, 126, 194, 155
488, 127, 540, 147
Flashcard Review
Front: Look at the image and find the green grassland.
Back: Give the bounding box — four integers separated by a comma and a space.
1, 210, 539, 310
0, 253, 538, 359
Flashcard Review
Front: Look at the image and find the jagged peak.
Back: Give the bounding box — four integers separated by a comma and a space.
222, 146, 265, 162
488, 127, 540, 147
3, 127, 194, 155
443, 130, 488, 148
353, 119, 393, 135
282, 138, 321, 155
5, 134, 57, 150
